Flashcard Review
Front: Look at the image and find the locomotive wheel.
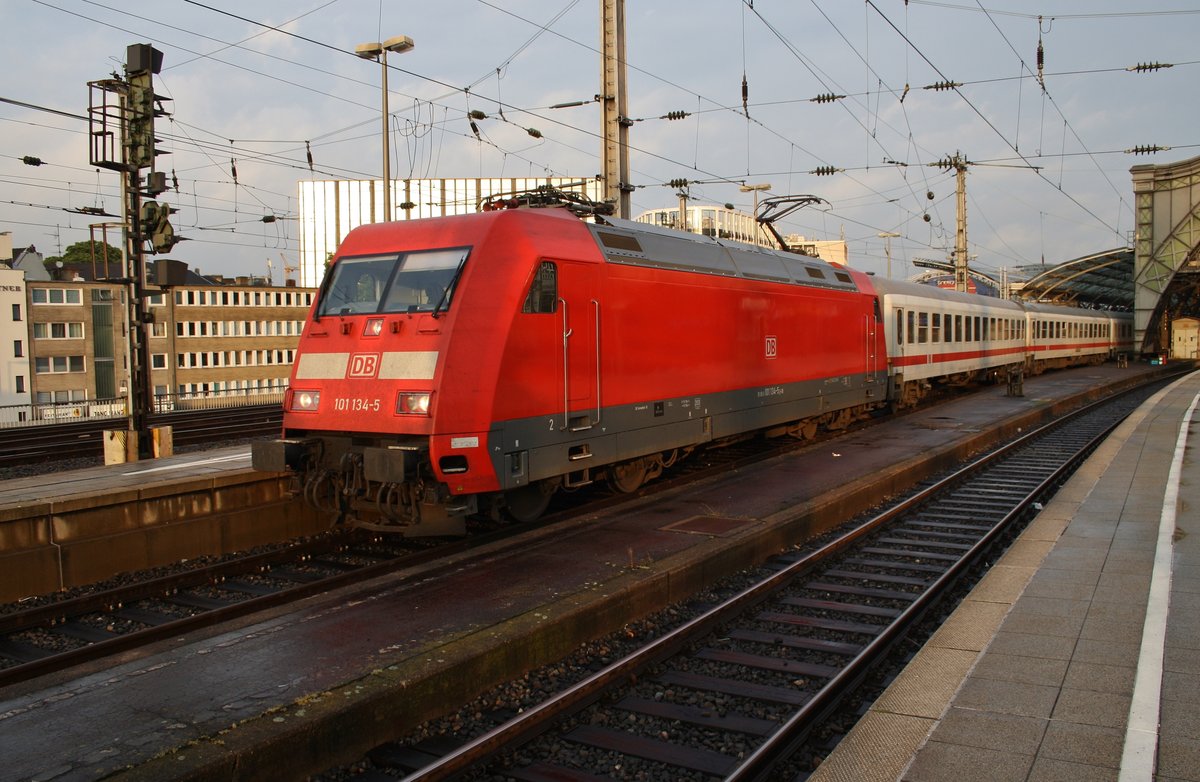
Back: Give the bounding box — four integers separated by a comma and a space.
607, 458, 649, 494
505, 481, 554, 522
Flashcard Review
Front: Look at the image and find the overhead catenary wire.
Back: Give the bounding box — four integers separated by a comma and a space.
5, 0, 1184, 275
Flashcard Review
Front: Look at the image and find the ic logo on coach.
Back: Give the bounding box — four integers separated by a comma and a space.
765, 336, 778, 359
348, 353, 381, 378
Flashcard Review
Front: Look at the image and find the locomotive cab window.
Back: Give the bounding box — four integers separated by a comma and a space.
317, 247, 470, 317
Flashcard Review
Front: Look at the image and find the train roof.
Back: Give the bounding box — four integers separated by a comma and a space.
586, 216, 862, 293
869, 275, 1026, 311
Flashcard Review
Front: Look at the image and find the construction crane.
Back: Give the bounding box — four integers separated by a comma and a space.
279, 252, 299, 284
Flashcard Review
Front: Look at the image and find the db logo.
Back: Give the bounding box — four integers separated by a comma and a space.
348, 353, 381, 378
765, 336, 777, 359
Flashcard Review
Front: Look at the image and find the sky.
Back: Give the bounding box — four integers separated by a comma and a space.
1, 0, 1197, 284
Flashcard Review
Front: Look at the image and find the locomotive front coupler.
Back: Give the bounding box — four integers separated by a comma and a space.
362, 443, 427, 484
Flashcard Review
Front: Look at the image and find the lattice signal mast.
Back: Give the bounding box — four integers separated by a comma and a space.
88, 44, 178, 459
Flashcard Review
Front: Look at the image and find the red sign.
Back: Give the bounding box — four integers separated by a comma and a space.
348, 353, 380, 378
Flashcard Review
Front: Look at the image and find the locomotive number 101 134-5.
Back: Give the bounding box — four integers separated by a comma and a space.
333, 397, 381, 412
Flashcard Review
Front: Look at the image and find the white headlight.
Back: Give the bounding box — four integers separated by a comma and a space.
291, 390, 321, 411
397, 392, 430, 415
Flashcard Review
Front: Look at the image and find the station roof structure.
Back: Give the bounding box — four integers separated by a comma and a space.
1012, 248, 1134, 311
913, 248, 1134, 310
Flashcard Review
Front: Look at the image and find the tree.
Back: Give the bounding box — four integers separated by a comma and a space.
45, 240, 123, 268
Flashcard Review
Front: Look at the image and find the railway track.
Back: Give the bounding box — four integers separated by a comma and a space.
0, 404, 282, 468
0, 531, 453, 687
0, 425, 847, 688
333, 380, 1159, 781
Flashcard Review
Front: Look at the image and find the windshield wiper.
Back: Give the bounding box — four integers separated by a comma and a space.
430, 256, 467, 320
312, 268, 337, 323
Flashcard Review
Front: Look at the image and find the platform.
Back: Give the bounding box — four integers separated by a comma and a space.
809, 369, 1200, 782
0, 445, 325, 602
0, 363, 1178, 782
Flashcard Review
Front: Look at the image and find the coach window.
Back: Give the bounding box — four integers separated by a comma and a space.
523, 261, 558, 313
953, 315, 962, 342
931, 313, 941, 343
895, 309, 904, 344
906, 311, 915, 344
917, 312, 928, 343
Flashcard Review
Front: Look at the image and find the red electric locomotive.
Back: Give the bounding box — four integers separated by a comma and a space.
252, 203, 890, 534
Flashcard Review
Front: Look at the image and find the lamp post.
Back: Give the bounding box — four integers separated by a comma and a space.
878, 232, 900, 279
355, 35, 414, 223
740, 183, 771, 246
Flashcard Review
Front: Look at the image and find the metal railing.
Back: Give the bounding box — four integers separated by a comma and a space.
0, 388, 285, 429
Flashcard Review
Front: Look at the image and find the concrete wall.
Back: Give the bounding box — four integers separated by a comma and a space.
0, 470, 327, 602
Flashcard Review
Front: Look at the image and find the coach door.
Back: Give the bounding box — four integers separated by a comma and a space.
865, 300, 881, 381
556, 260, 600, 431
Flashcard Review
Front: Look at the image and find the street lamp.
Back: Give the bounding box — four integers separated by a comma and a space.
740, 183, 772, 246
355, 35, 415, 223
878, 232, 900, 279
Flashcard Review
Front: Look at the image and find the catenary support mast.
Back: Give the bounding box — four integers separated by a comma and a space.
601, 0, 631, 218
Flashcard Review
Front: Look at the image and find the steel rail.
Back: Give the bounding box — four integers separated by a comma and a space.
395, 381, 1147, 782
726, 395, 1129, 780
0, 404, 281, 467
0, 531, 485, 688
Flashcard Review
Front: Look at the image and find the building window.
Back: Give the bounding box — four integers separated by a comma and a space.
35, 355, 85, 374
15, 375, 24, 393
34, 322, 85, 339
11, 303, 20, 321
152, 353, 168, 369
31, 288, 82, 305
13, 340, 22, 357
